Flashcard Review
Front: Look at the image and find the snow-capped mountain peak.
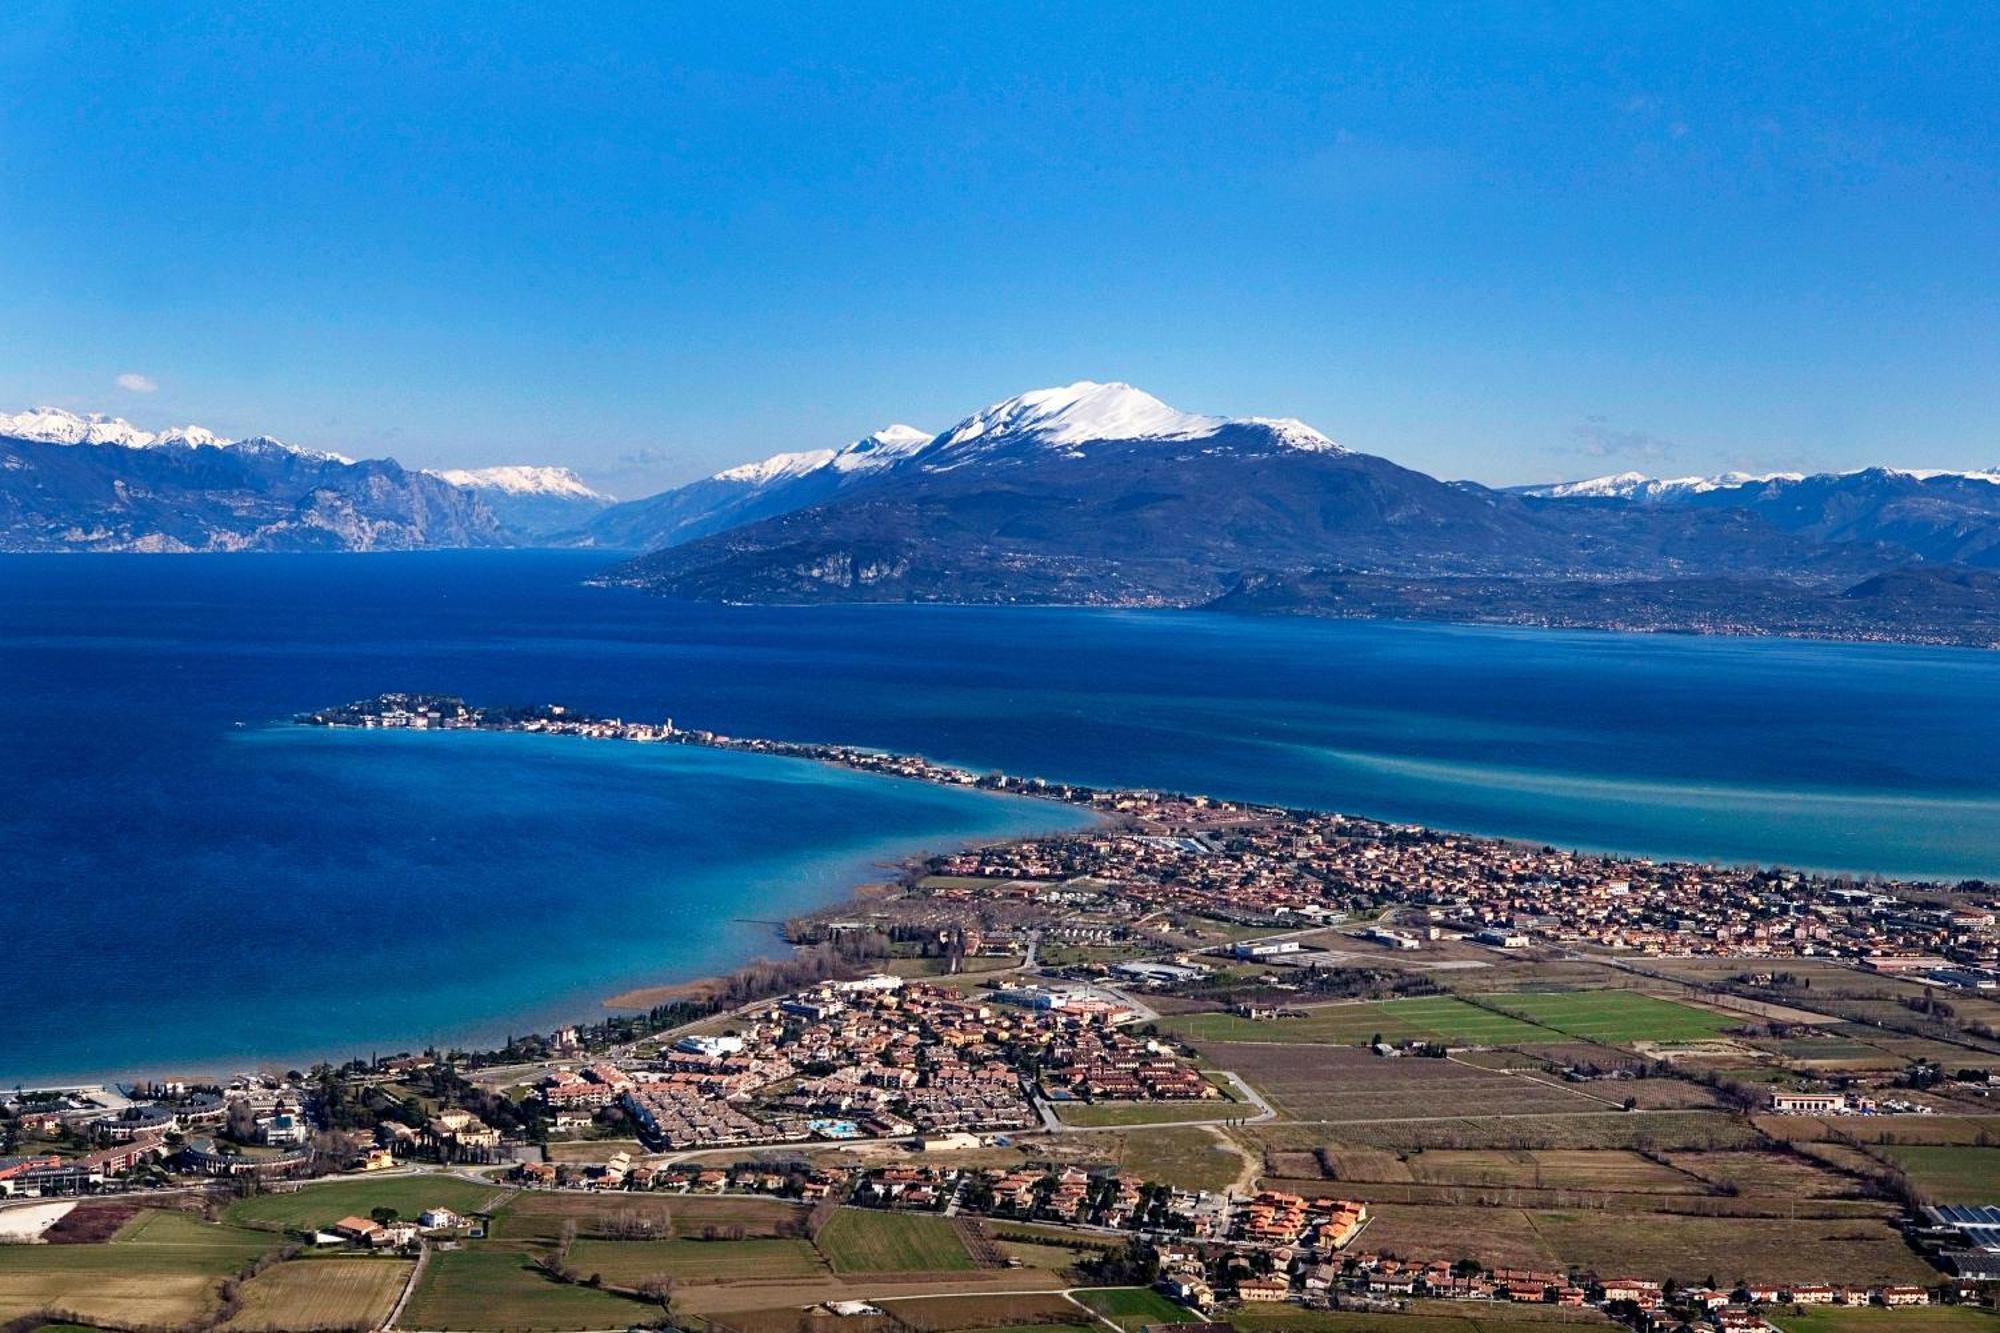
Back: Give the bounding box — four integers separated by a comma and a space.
710, 424, 937, 488
935, 381, 1219, 450
1521, 470, 1808, 500
1520, 466, 2000, 501
928, 381, 1344, 457
712, 448, 841, 486
829, 423, 933, 473
0, 405, 232, 449
432, 464, 606, 499
0, 405, 356, 462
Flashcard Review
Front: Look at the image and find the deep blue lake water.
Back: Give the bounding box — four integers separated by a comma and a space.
4, 550, 1997, 1083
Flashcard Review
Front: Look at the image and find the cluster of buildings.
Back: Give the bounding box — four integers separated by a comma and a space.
535, 974, 1213, 1151
0, 1078, 328, 1196
925, 802, 1994, 968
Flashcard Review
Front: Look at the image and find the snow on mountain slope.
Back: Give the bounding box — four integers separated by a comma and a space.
712, 424, 934, 487
925, 381, 1342, 460
828, 423, 933, 472
1522, 466, 1997, 500
712, 449, 841, 486
0, 406, 353, 462
432, 464, 607, 499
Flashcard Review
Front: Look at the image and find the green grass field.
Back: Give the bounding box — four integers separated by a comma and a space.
1072, 1286, 1190, 1330
1475, 991, 1738, 1043
1159, 995, 1553, 1047
1769, 1308, 2000, 1333
0, 1209, 278, 1328
565, 1236, 825, 1284
224, 1174, 507, 1232
1880, 1145, 2000, 1204
401, 1248, 647, 1332
815, 1209, 974, 1273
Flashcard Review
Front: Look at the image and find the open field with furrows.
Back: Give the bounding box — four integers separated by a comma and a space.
1357, 1202, 1564, 1269
222, 1256, 414, 1331
1208, 1043, 1616, 1121
1159, 995, 1554, 1046
1256, 1175, 1897, 1218
1356, 1147, 1708, 1191
1246, 1108, 1762, 1153
1662, 1148, 1874, 1198
1263, 1143, 1888, 1216
1877, 1144, 2000, 1203
1360, 1202, 1933, 1283
565, 1235, 827, 1285
491, 1190, 808, 1242
0, 1208, 278, 1328
1530, 1209, 1935, 1286
402, 1247, 649, 1331
223, 1173, 509, 1231
816, 1209, 976, 1274
1756, 1114, 2000, 1146
876, 1291, 1092, 1329
1229, 1307, 1613, 1333
1474, 991, 1741, 1043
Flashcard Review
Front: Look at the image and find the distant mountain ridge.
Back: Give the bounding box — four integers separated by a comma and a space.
571, 423, 933, 549
0, 406, 500, 551
599, 381, 1999, 646
1516, 465, 2000, 569
431, 464, 611, 538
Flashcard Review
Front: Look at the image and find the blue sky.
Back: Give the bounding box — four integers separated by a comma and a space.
2, 4, 1994, 495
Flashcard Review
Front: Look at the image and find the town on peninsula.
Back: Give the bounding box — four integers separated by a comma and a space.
9, 693, 2000, 1330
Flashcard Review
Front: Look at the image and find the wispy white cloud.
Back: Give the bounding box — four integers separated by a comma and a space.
116, 372, 158, 393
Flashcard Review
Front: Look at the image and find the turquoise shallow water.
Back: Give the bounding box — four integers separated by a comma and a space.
2, 550, 1997, 1083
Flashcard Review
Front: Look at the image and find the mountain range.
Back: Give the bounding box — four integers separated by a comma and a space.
4, 392, 1995, 645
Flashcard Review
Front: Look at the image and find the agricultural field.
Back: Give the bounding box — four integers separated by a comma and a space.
1476, 991, 1739, 1043
1295, 1145, 1700, 1191
223, 1255, 413, 1331
1159, 995, 1552, 1047
1756, 1115, 2000, 1146
1662, 1149, 1871, 1199
1113, 1125, 1249, 1192
543, 1137, 647, 1163
0, 1208, 277, 1328
565, 1236, 825, 1285
875, 1291, 1091, 1329
492, 1190, 805, 1243
1246, 1108, 1761, 1154
1354, 1203, 1563, 1270
401, 1248, 648, 1332
1070, 1285, 1190, 1331
1769, 1308, 2000, 1333
1529, 1210, 1934, 1286
223, 1174, 506, 1231
1878, 1145, 2000, 1203
1053, 1096, 1243, 1127
1207, 1042, 1612, 1121
815, 1208, 975, 1273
